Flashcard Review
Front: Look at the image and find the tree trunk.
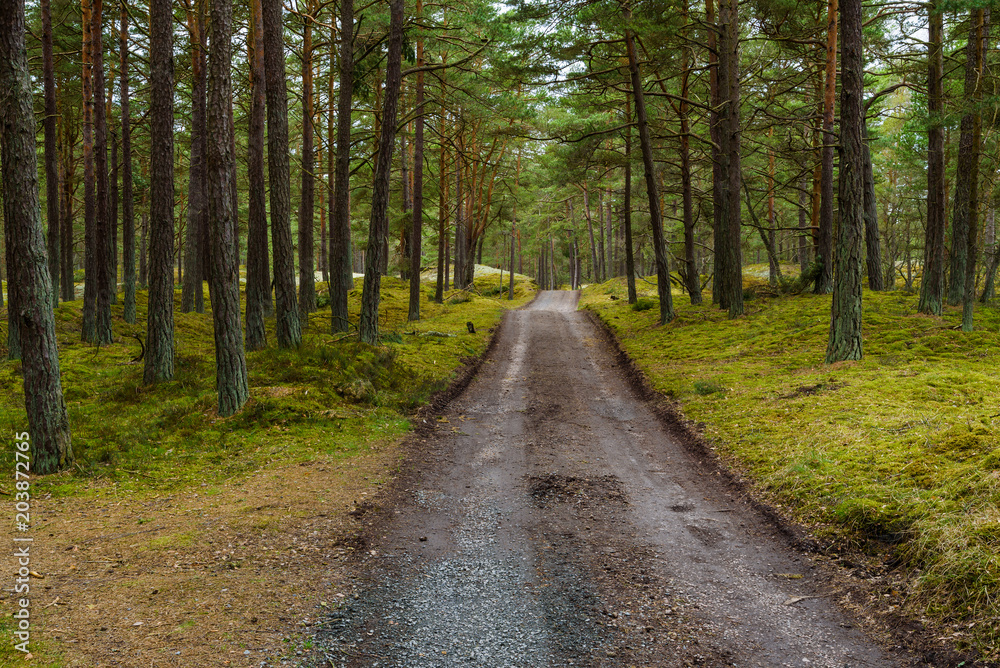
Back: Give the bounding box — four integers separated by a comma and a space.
359, 0, 403, 344
584, 186, 599, 281
796, 180, 809, 274
298, 5, 316, 315
120, 2, 135, 323
93, 0, 112, 344
182, 0, 207, 314
110, 126, 118, 305
623, 96, 637, 302
435, 116, 448, 303
330, 0, 354, 333
624, 7, 673, 324
144, 0, 175, 384
60, 117, 75, 302
767, 140, 780, 285
1, 0, 73, 472
862, 122, 884, 290
962, 9, 988, 331
718, 0, 743, 316
41, 0, 60, 308
206, 0, 249, 416
706, 0, 723, 306
81, 0, 96, 342
814, 0, 837, 294
245, 0, 268, 350
826, 0, 863, 362
947, 13, 979, 308
263, 0, 301, 347
918, 5, 945, 315
679, 22, 699, 304
408, 3, 425, 321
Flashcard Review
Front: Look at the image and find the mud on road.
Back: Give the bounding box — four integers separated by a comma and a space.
304, 291, 927, 667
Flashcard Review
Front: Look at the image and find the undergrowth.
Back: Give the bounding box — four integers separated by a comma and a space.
0, 272, 534, 499
582, 272, 1000, 659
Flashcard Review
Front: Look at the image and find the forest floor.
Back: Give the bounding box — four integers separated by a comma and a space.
0, 273, 534, 668
295, 291, 979, 668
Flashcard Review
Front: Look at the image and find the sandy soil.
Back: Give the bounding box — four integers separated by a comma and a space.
302, 291, 971, 667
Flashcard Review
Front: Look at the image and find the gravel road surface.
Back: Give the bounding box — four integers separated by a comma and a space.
305, 291, 924, 667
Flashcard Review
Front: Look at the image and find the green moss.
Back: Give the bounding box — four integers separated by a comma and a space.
0, 273, 535, 501
581, 277, 1000, 656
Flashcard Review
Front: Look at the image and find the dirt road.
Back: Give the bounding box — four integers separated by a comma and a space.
308, 291, 921, 667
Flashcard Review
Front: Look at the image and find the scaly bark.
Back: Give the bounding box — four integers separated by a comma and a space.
718, 0, 744, 316
41, 0, 60, 308
81, 0, 95, 342
408, 1, 425, 321
182, 0, 207, 314
918, 5, 945, 315
206, 0, 249, 416
814, 0, 837, 294
962, 10, 988, 331
0, 0, 73, 472
144, 0, 175, 384
330, 0, 355, 333
245, 0, 268, 350
826, 0, 863, 362
262, 0, 301, 347
298, 5, 316, 315
359, 0, 404, 343
862, 122, 884, 290
120, 1, 135, 323
92, 0, 112, 344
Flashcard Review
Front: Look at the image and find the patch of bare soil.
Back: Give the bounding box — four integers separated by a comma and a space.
12, 447, 400, 667
526, 474, 628, 507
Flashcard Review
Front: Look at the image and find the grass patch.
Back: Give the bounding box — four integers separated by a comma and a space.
582, 275, 1000, 659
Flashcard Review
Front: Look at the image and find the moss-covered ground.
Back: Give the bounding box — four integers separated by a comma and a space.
0, 272, 533, 667
582, 273, 1000, 660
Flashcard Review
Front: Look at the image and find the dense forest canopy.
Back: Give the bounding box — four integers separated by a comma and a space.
2, 0, 999, 467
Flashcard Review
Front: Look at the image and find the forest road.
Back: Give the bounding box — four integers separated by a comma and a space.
307, 290, 921, 668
